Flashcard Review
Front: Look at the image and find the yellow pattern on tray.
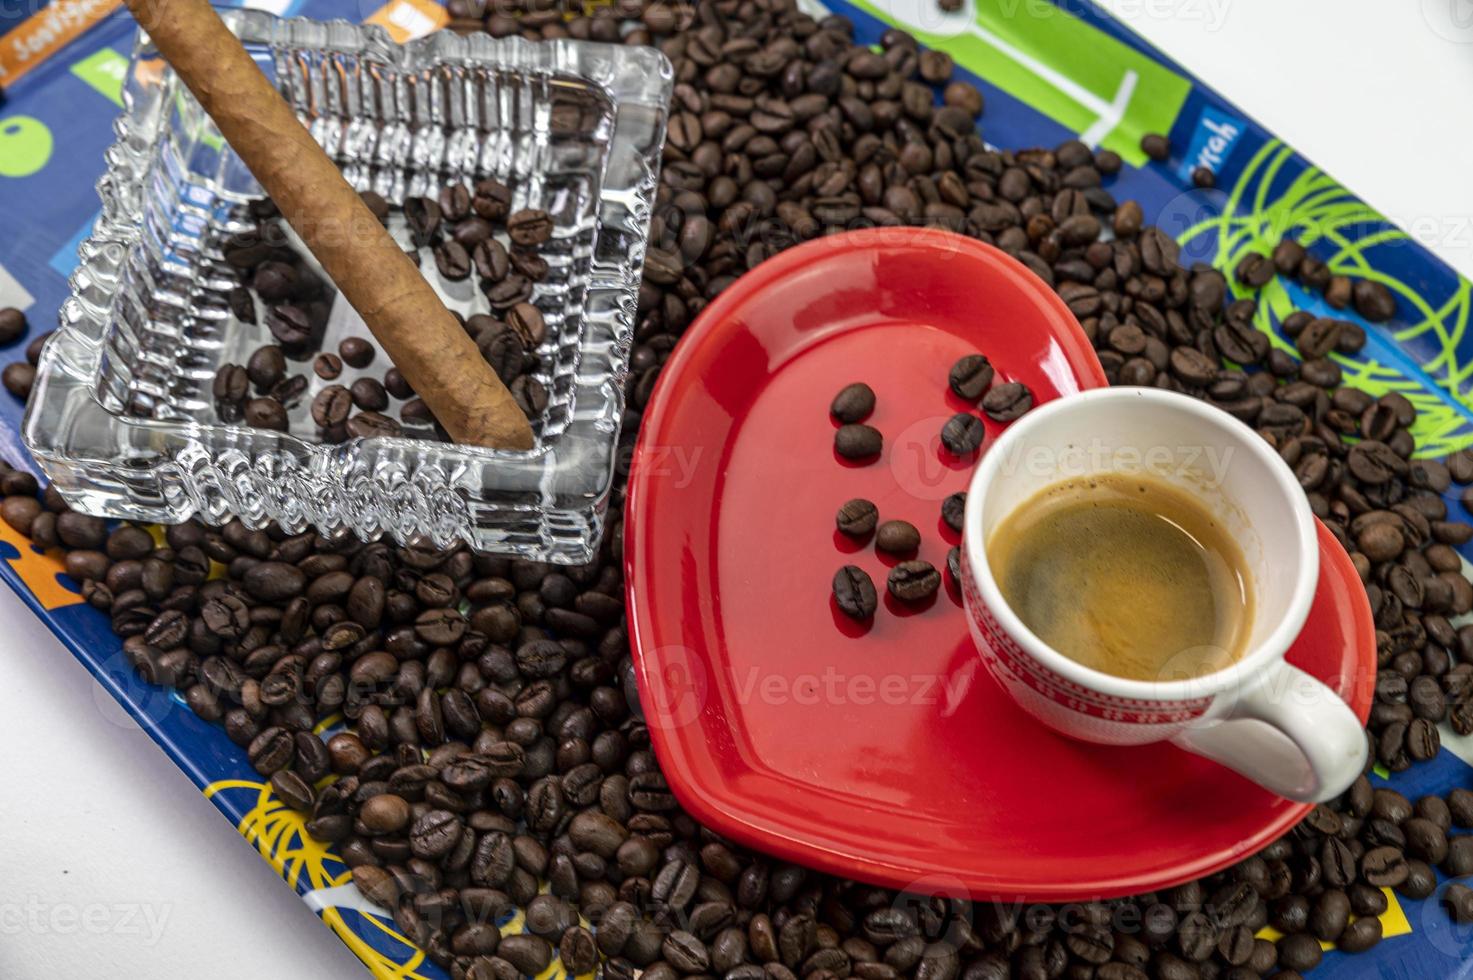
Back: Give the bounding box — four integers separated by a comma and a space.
1255, 886, 1412, 949
203, 777, 596, 980
0, 513, 80, 610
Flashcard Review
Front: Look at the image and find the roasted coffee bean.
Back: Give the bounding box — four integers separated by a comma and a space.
1235, 253, 1274, 288
244, 397, 288, 431
1354, 280, 1397, 322
560, 926, 598, 975
836, 499, 879, 538
339, 337, 375, 368
875, 520, 920, 556
246, 345, 287, 390
1175, 911, 1217, 961
438, 182, 472, 222
409, 809, 463, 859
1400, 859, 1439, 899
507, 210, 553, 247
0, 307, 26, 345
831, 383, 876, 423
507, 303, 546, 348
400, 398, 434, 427
247, 727, 295, 776
1275, 933, 1321, 973
1451, 788, 1473, 827
472, 178, 512, 221
1345, 881, 1387, 919
266, 305, 316, 348
1444, 835, 1473, 876
1140, 133, 1170, 161
349, 377, 390, 412
888, 561, 940, 602
940, 413, 984, 455
312, 352, 343, 380
24, 332, 47, 366
948, 355, 994, 401
270, 373, 307, 409
664, 930, 711, 973
434, 240, 473, 280
480, 329, 526, 383
511, 375, 548, 417
346, 412, 402, 439
1308, 889, 1350, 942
356, 190, 389, 224
404, 196, 442, 244
835, 424, 882, 459
1362, 846, 1409, 887
214, 364, 249, 405
941, 492, 966, 534
474, 239, 511, 281
1447, 883, 1473, 924
500, 935, 553, 975
311, 385, 352, 428
3, 361, 35, 399
244, 562, 306, 602
981, 382, 1031, 421
270, 770, 315, 811
55, 513, 105, 550
361, 793, 412, 833
0, 496, 39, 535
832, 566, 877, 621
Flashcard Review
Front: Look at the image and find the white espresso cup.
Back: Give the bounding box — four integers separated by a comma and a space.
961, 387, 1368, 803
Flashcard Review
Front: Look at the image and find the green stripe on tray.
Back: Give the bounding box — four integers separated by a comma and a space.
850, 0, 1191, 164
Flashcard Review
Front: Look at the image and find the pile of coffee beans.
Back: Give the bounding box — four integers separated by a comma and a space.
6, 1, 1473, 977
208, 187, 554, 441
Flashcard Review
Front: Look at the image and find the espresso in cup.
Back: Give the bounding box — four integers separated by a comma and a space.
987, 472, 1254, 683
965, 388, 1367, 802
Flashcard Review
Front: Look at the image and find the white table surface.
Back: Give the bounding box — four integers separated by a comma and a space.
4, 3, 1473, 978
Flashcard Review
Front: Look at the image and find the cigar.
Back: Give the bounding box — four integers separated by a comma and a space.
123, 0, 534, 451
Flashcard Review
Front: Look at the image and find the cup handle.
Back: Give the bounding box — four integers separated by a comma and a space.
1170, 660, 1367, 803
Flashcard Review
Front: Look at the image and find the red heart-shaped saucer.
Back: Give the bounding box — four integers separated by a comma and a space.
625, 228, 1375, 901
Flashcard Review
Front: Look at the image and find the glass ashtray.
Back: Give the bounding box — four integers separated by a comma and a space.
23, 11, 671, 563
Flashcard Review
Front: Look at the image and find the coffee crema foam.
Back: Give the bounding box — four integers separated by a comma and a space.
987, 473, 1253, 683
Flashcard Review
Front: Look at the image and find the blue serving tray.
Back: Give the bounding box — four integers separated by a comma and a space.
1, 0, 1472, 976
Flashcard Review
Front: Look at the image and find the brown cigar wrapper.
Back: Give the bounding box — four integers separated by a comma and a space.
124, 0, 534, 451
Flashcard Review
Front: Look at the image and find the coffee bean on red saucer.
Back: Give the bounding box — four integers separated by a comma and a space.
833, 566, 877, 620
830, 382, 875, 423
836, 499, 878, 538
835, 424, 882, 460
948, 354, 993, 401
982, 382, 1033, 422
888, 560, 940, 602
875, 520, 920, 556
